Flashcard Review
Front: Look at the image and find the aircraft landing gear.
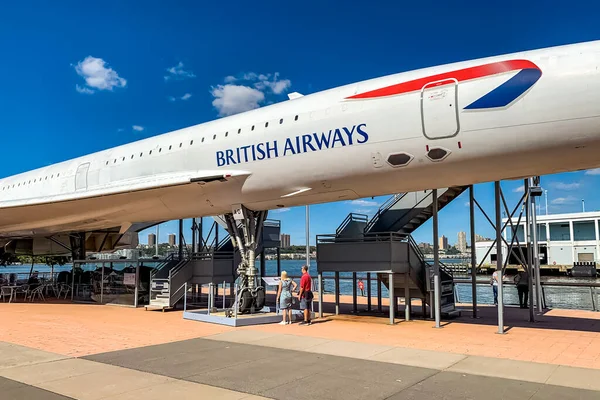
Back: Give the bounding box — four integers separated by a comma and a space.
224, 205, 267, 315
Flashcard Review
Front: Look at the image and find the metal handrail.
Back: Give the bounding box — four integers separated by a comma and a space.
217, 234, 232, 250
370, 191, 435, 233
317, 231, 408, 244
168, 259, 190, 280
150, 253, 178, 280
336, 213, 368, 235
364, 193, 408, 233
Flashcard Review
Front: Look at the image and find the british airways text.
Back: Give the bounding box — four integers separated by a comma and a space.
216, 123, 369, 167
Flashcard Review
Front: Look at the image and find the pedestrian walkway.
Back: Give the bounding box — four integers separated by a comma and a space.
1, 301, 600, 398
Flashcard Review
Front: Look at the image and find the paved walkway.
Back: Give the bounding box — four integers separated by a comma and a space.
1, 301, 600, 398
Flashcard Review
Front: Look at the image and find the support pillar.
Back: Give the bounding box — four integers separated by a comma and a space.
191, 218, 197, 254
433, 189, 441, 328
318, 272, 323, 318
495, 181, 505, 334
389, 272, 395, 324
276, 248, 281, 276
178, 219, 184, 260
525, 179, 535, 322
377, 277, 382, 312
335, 271, 340, 315
367, 273, 372, 311
260, 251, 266, 282
469, 185, 478, 318
352, 272, 357, 314
404, 273, 410, 322
531, 179, 543, 313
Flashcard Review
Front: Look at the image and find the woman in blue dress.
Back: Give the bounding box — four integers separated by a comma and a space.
276, 271, 297, 325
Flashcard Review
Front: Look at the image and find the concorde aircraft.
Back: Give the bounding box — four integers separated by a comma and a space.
2, 40, 600, 309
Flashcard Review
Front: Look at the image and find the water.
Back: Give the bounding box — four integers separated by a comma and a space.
3, 259, 598, 310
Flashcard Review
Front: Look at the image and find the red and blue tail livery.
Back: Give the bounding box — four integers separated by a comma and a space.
347, 60, 542, 110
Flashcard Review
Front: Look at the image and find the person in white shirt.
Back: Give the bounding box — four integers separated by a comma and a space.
491, 270, 503, 305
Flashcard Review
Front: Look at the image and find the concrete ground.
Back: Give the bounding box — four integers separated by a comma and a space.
1, 299, 600, 399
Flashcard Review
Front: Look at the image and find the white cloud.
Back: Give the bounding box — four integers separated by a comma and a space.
74, 56, 126, 93
550, 182, 581, 191
132, 125, 144, 132
211, 84, 265, 117
168, 93, 192, 102
210, 72, 291, 116
117, 128, 124, 132
271, 207, 291, 213
513, 185, 524, 193
585, 168, 600, 175
164, 62, 195, 81
75, 84, 94, 94
349, 199, 378, 207
464, 201, 471, 207
551, 196, 578, 205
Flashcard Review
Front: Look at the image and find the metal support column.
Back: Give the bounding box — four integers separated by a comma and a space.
260, 251, 266, 282
525, 179, 535, 322
191, 218, 197, 254
531, 179, 543, 313
352, 272, 357, 314
178, 219, 184, 260
318, 272, 323, 318
276, 248, 281, 276
469, 185, 478, 318
433, 188, 441, 328
367, 273, 372, 311
389, 272, 395, 324
335, 271, 340, 315
134, 262, 140, 308
404, 273, 410, 322
377, 277, 382, 312
495, 181, 505, 334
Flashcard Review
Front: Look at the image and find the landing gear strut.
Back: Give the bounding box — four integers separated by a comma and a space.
224, 204, 267, 315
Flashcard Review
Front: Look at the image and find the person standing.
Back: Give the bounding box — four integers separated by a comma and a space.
276, 271, 297, 325
358, 279, 364, 296
491, 270, 503, 306
514, 269, 530, 309
298, 265, 313, 325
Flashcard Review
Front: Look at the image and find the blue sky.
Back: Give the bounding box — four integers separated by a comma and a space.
1, 1, 600, 246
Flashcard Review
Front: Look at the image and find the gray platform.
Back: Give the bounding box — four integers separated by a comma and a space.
183, 307, 306, 327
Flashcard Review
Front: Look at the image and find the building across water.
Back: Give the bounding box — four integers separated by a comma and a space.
475, 211, 600, 274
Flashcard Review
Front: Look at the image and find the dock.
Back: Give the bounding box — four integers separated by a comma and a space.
1, 299, 600, 399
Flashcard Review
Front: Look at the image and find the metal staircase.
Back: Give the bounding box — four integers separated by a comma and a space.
318, 187, 467, 319
363, 187, 467, 235
146, 217, 281, 311
376, 236, 458, 316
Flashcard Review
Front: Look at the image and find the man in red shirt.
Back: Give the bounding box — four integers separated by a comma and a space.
298, 265, 313, 325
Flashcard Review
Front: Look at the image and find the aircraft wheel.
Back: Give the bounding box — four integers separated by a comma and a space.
254, 286, 265, 310
238, 288, 253, 314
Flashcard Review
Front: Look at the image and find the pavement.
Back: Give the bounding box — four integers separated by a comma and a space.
1, 300, 600, 399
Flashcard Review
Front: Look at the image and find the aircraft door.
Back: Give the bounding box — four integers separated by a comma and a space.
420, 78, 460, 139
75, 163, 90, 191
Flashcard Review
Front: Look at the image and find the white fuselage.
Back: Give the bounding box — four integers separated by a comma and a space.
3, 40, 600, 238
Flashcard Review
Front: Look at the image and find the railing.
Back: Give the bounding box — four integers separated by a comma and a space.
453, 278, 600, 311
364, 193, 408, 233
370, 191, 436, 233
335, 213, 368, 236
217, 234, 232, 251
317, 231, 408, 244
150, 253, 178, 280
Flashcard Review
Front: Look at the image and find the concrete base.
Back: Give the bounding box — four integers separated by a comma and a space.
183, 307, 308, 327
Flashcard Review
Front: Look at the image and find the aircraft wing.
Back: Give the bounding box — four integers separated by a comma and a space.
0, 169, 250, 210
0, 169, 252, 248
